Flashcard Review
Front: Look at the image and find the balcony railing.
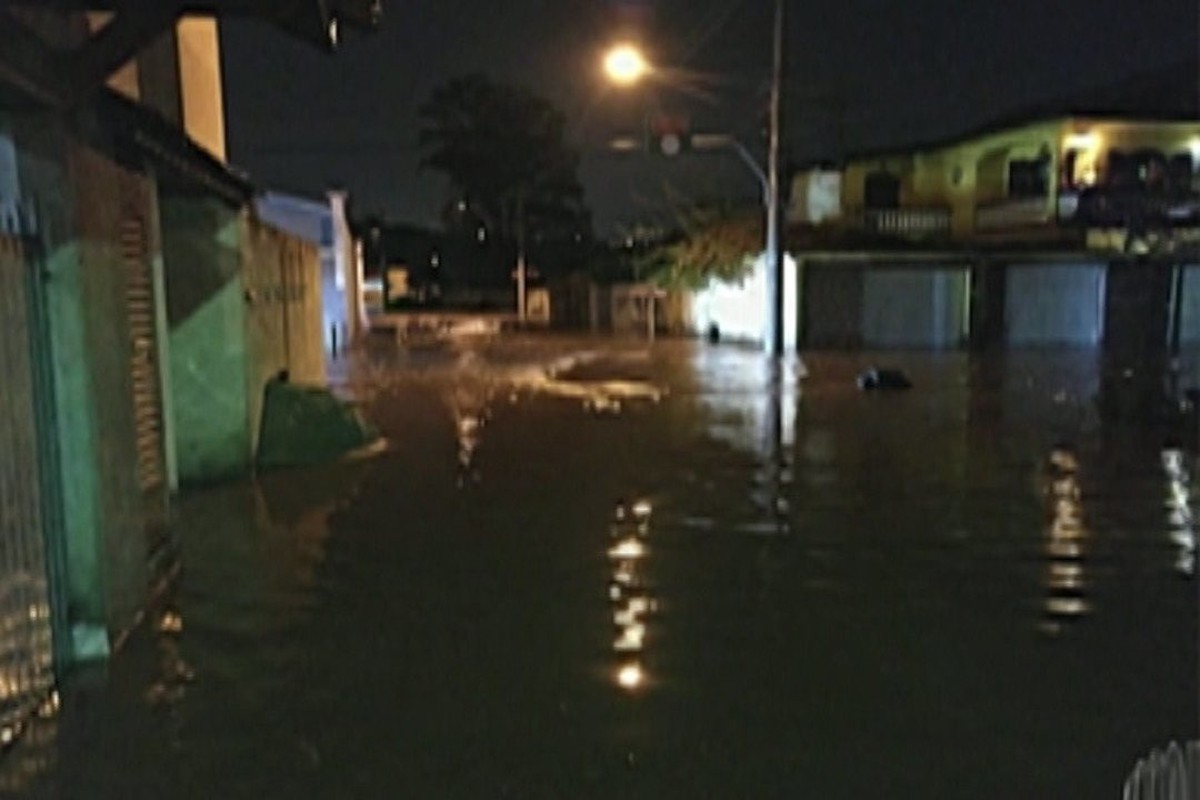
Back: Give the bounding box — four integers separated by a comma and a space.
974, 196, 1054, 229
860, 207, 951, 237
1067, 187, 1200, 228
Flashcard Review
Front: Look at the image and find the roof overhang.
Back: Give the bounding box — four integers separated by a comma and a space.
85, 87, 254, 206
180, 0, 382, 49
0, 0, 382, 108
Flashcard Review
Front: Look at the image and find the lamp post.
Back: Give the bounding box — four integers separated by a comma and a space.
602, 0, 787, 356
765, 0, 785, 357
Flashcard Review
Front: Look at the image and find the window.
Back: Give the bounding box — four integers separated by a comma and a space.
863, 171, 900, 210
1007, 157, 1049, 198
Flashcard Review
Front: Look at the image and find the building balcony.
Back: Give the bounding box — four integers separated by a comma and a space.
974, 197, 1055, 230
1067, 187, 1200, 229
859, 207, 952, 238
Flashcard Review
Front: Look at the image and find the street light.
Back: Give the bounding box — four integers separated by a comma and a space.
601, 1, 787, 357
603, 43, 651, 86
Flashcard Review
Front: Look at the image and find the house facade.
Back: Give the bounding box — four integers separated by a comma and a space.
786, 114, 1200, 351
0, 0, 379, 738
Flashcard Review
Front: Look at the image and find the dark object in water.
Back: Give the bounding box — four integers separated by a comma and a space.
857, 367, 912, 391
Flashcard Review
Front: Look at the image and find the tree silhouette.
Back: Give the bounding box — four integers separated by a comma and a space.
635, 202, 761, 288
418, 74, 590, 245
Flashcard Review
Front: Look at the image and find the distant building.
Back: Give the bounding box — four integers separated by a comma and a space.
784, 110, 1200, 351
789, 115, 1200, 246
256, 190, 364, 355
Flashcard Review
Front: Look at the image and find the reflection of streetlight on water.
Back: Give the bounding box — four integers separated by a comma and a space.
1162, 448, 1197, 576
1040, 445, 1090, 635
607, 499, 657, 692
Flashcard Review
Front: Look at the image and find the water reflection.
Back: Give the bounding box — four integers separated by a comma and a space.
448, 380, 494, 487
607, 499, 656, 692
689, 347, 801, 535
0, 573, 54, 746
1161, 448, 1197, 577
145, 608, 194, 712
444, 346, 663, 487
0, 692, 58, 795
1041, 445, 1091, 634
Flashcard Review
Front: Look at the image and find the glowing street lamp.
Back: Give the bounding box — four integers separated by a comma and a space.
604, 43, 650, 86
601, 0, 788, 357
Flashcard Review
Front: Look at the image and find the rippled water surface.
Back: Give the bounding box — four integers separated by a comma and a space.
5, 337, 1197, 798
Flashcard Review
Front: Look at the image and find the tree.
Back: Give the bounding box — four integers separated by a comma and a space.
418, 74, 590, 245
634, 202, 762, 289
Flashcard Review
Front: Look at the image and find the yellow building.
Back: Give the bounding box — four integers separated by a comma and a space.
791, 115, 1200, 247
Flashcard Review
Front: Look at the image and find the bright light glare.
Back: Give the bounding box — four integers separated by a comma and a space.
614, 624, 645, 652
1046, 596, 1089, 617
617, 662, 643, 689
614, 605, 640, 627
608, 538, 645, 559
604, 44, 649, 85
1064, 132, 1099, 151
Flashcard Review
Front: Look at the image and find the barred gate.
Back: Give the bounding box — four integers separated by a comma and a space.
0, 232, 56, 736
118, 212, 170, 571
119, 216, 166, 496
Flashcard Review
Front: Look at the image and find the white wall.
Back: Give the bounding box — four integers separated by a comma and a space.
690, 253, 799, 350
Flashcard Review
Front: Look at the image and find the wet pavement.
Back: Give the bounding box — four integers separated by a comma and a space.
3, 335, 1197, 798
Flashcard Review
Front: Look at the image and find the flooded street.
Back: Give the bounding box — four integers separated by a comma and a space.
4, 336, 1197, 798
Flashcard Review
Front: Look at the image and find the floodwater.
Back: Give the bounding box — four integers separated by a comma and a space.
3, 335, 1197, 798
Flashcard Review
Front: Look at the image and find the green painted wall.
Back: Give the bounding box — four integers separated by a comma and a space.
160, 196, 251, 483
9, 112, 154, 661
67, 146, 151, 652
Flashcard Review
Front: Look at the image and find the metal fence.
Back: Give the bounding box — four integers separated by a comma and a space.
1123, 741, 1200, 800
0, 232, 56, 741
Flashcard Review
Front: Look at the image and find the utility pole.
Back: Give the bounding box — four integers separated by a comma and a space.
516, 190, 527, 324
765, 0, 786, 357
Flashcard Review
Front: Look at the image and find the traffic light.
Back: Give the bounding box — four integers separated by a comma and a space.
647, 113, 691, 157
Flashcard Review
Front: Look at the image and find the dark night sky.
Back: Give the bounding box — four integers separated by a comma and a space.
220, 0, 1198, 236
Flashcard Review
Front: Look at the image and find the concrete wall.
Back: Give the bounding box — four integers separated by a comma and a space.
176, 17, 226, 162
4, 109, 157, 659
70, 152, 152, 648
160, 195, 250, 483
254, 193, 351, 356
242, 217, 326, 454
328, 191, 362, 342
862, 268, 969, 349
1005, 264, 1106, 347
688, 255, 800, 349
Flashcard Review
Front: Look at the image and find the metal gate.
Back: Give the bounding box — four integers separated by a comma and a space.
0, 232, 56, 737
119, 216, 166, 496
